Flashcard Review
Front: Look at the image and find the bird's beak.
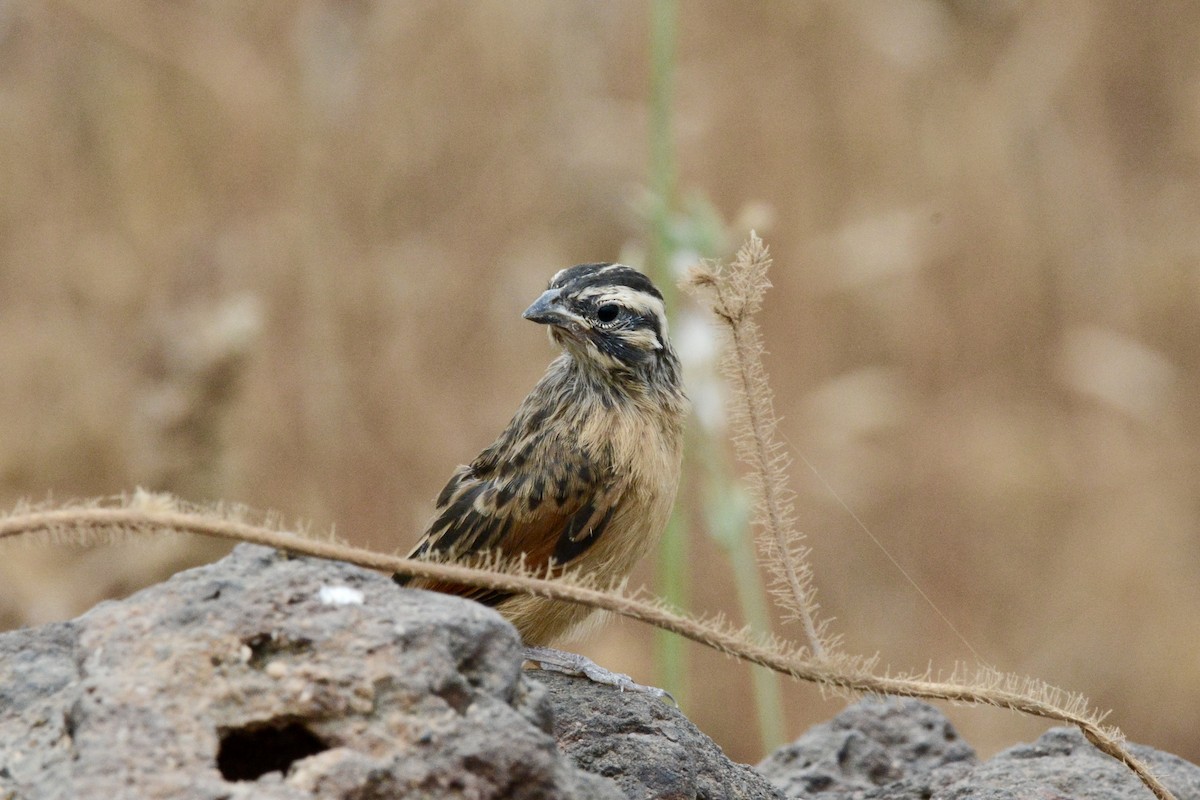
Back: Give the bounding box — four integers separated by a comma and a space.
522, 288, 570, 327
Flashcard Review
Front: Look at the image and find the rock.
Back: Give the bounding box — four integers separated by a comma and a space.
532, 670, 787, 800
0, 544, 770, 800
757, 696, 975, 798
923, 727, 1200, 800
5, 543, 1197, 800
758, 697, 1200, 800
0, 544, 620, 800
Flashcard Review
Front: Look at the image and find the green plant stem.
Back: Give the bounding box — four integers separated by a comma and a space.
724, 504, 787, 751
701, 442, 786, 752
648, 0, 677, 302
655, 497, 689, 705
647, 0, 687, 703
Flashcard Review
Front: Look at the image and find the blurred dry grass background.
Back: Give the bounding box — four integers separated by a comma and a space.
2, 0, 1199, 765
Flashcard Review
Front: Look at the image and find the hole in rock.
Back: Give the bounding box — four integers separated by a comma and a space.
216, 719, 329, 781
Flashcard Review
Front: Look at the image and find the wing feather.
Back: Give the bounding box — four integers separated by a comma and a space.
397, 428, 620, 607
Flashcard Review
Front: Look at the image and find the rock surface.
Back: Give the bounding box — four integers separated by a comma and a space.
757, 696, 976, 798
0, 545, 622, 800
758, 697, 1200, 800
534, 670, 786, 800
2, 543, 1198, 800
0, 544, 770, 800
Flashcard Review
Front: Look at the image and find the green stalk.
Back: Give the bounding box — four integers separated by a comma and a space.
644, 6, 785, 747
648, 0, 677, 300
646, 0, 687, 704
704, 460, 786, 751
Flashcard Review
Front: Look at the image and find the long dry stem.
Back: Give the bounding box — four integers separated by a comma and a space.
0, 502, 1175, 800
729, 300, 824, 656
684, 233, 828, 657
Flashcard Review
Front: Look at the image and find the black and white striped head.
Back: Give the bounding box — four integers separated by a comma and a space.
523, 263, 673, 373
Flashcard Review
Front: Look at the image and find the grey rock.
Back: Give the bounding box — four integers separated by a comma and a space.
0, 544, 622, 800
532, 670, 787, 800
8, 543, 1196, 800
922, 727, 1200, 800
759, 698, 1200, 800
757, 696, 975, 798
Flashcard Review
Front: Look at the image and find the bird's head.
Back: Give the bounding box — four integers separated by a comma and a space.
523, 263, 674, 376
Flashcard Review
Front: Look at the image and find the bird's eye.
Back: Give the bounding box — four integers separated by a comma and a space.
596, 304, 620, 324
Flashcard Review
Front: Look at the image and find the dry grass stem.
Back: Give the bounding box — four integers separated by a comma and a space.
683, 233, 832, 658
0, 493, 1175, 800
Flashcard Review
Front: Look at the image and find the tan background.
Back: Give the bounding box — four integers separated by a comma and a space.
1, 1, 1198, 765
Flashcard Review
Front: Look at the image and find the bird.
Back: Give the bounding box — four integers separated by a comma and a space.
395, 262, 686, 693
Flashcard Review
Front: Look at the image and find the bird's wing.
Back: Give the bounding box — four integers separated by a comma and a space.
397, 445, 620, 607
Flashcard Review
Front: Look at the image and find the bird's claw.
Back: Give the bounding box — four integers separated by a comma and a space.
522, 645, 675, 703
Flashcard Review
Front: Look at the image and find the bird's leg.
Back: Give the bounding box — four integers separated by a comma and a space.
521, 645, 675, 703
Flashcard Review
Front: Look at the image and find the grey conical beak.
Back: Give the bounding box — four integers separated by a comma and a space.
522, 288, 568, 326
